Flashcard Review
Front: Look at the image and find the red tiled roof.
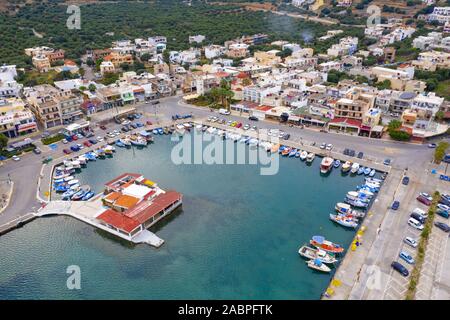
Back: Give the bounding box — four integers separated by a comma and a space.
125, 191, 181, 223
97, 209, 141, 233
255, 105, 273, 112
237, 72, 249, 79
329, 117, 362, 127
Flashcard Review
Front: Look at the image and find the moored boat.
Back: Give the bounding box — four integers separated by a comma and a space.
342, 161, 351, 173
281, 147, 291, 156
335, 202, 365, 218
288, 148, 297, 157
306, 259, 331, 273
81, 191, 95, 201
357, 166, 365, 175
300, 151, 308, 161
306, 152, 315, 163
333, 159, 341, 168
350, 162, 360, 174
320, 157, 334, 174
363, 167, 371, 175
345, 197, 369, 208
310, 235, 344, 254
271, 144, 280, 153
298, 245, 338, 264
369, 169, 376, 177
329, 214, 359, 228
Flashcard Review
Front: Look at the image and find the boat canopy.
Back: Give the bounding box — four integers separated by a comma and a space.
312, 235, 325, 244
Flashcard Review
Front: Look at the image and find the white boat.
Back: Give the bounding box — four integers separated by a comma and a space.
298, 246, 338, 264
67, 179, 79, 186
347, 191, 370, 202
206, 127, 216, 134
365, 177, 383, 184
248, 138, 259, 147
350, 162, 360, 174
306, 153, 315, 163
335, 202, 365, 218
320, 157, 334, 174
119, 138, 131, 146
341, 161, 352, 173
306, 259, 331, 273
239, 136, 248, 143
183, 123, 192, 128
300, 151, 308, 161
71, 160, 81, 169
195, 124, 203, 131
330, 214, 359, 228
77, 155, 87, 165
232, 134, 241, 142
63, 176, 74, 182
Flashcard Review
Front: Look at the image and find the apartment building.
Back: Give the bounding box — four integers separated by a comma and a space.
226, 43, 249, 58
25, 46, 65, 64
104, 52, 134, 68
334, 88, 375, 121
243, 85, 281, 104
189, 35, 206, 44
427, 7, 450, 24
389, 91, 416, 113
204, 45, 226, 59
412, 51, 450, 71
0, 98, 37, 138
327, 37, 358, 57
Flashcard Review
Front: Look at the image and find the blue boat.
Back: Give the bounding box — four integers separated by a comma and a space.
357, 185, 379, 193
71, 189, 86, 201
288, 148, 297, 157
278, 145, 286, 154
357, 167, 364, 175
369, 169, 376, 177
295, 150, 301, 158
82, 191, 95, 201
157, 128, 164, 135
152, 129, 159, 134
345, 197, 369, 209
55, 184, 69, 193
85, 152, 97, 161
115, 140, 126, 148
333, 160, 341, 168
363, 167, 371, 175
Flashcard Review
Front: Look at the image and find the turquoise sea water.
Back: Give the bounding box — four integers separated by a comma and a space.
0, 134, 367, 299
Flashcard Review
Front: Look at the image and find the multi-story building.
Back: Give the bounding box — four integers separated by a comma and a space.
25, 84, 83, 129
333, 88, 375, 121
412, 51, 450, 71
327, 37, 358, 57
427, 7, 450, 24
0, 65, 22, 98
389, 91, 416, 113
100, 61, 116, 75
32, 55, 51, 73
0, 98, 37, 138
226, 43, 249, 58
104, 52, 134, 68
410, 92, 445, 129
243, 85, 281, 104
25, 46, 65, 65
204, 45, 226, 59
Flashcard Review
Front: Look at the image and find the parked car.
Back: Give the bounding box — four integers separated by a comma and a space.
436, 209, 449, 219
236, 122, 242, 128
343, 148, 350, 156
100, 125, 107, 130
383, 158, 391, 166
320, 142, 326, 149
410, 212, 426, 225
440, 194, 450, 206
326, 144, 333, 151
89, 139, 97, 145
428, 143, 437, 148
391, 261, 409, 277
72, 135, 78, 141
417, 195, 432, 206
248, 116, 259, 121
83, 141, 92, 147
130, 123, 138, 129
121, 127, 129, 132
85, 131, 94, 138
136, 122, 144, 128
437, 203, 450, 212
63, 149, 72, 155
243, 124, 250, 130
402, 176, 410, 185
357, 151, 364, 159
146, 120, 153, 126
97, 136, 104, 142
70, 145, 80, 152
33, 148, 42, 155
12, 155, 20, 161
408, 218, 424, 230
122, 120, 130, 125
62, 139, 68, 144
399, 251, 415, 264
420, 192, 433, 201
412, 207, 428, 219
282, 133, 291, 140
434, 222, 450, 232
391, 200, 400, 210
348, 149, 356, 157
76, 133, 84, 139
403, 237, 418, 248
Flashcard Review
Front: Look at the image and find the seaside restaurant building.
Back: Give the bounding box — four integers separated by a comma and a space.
96, 173, 182, 238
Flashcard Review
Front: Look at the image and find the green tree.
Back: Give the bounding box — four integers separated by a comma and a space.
88, 84, 97, 92
0, 133, 8, 150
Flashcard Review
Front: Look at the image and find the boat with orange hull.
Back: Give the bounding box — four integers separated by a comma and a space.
310, 235, 344, 254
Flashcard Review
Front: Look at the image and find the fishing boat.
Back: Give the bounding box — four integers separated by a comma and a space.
345, 197, 369, 209
82, 191, 95, 201
357, 184, 379, 193
63, 176, 74, 182
271, 144, 280, 153
306, 259, 331, 273
69, 183, 80, 190
78, 155, 87, 166
298, 246, 338, 264
295, 150, 301, 158
364, 167, 371, 175
67, 179, 79, 186
288, 148, 297, 157
329, 214, 359, 228
96, 149, 106, 159
333, 159, 341, 168
163, 127, 169, 134
306, 153, 315, 163
369, 169, 376, 177
357, 188, 374, 198
335, 202, 365, 218
152, 129, 159, 134
71, 160, 81, 169
85, 152, 97, 161
157, 128, 164, 135
55, 184, 69, 193
278, 145, 286, 153
365, 181, 381, 189
282, 147, 291, 156
365, 177, 383, 184
341, 161, 352, 173
357, 166, 365, 175
320, 157, 334, 174
131, 138, 147, 147
104, 145, 114, 154
310, 235, 344, 254
300, 151, 308, 161
350, 162, 360, 174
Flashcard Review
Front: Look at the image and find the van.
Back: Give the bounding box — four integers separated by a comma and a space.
408, 218, 424, 230
219, 108, 230, 115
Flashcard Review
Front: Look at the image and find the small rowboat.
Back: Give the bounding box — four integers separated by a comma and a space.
298, 245, 338, 264
300, 151, 308, 161
282, 148, 291, 156
333, 160, 341, 168
329, 214, 359, 229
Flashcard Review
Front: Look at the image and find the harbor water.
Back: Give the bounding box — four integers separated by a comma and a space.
0, 133, 368, 299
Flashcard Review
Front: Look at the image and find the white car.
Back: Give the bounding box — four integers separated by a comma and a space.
419, 192, 433, 201
77, 143, 84, 149
408, 218, 424, 230
243, 124, 250, 130
122, 120, 130, 125
403, 237, 418, 248
326, 144, 333, 151
12, 155, 20, 161
97, 136, 104, 142
62, 139, 68, 144
320, 143, 326, 149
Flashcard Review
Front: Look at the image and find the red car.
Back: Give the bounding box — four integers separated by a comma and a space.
72, 135, 78, 141
83, 141, 92, 147
417, 195, 431, 206
100, 125, 107, 130
146, 120, 153, 126
63, 149, 72, 154
236, 122, 242, 128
